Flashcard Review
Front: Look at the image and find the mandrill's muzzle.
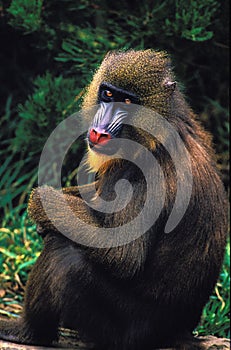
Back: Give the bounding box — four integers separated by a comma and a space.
88, 127, 111, 146
87, 102, 129, 154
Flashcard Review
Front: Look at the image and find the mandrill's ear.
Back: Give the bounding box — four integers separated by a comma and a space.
163, 79, 176, 93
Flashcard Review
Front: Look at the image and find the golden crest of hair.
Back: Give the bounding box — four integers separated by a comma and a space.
82, 49, 176, 113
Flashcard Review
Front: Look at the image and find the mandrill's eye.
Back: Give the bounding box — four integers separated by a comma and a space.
101, 89, 113, 101
125, 98, 131, 104
106, 90, 113, 97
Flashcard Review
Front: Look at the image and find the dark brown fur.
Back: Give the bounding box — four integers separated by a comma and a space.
0, 50, 227, 350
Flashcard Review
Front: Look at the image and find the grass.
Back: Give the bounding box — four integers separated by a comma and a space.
0, 212, 41, 318
195, 241, 230, 338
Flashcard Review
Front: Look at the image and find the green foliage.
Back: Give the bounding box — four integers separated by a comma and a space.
0, 73, 82, 213
0, 214, 40, 285
7, 0, 43, 33
0, 96, 36, 215
195, 242, 230, 338
0, 155, 36, 216
15, 72, 81, 154
56, 28, 124, 85
0, 213, 41, 318
165, 0, 219, 41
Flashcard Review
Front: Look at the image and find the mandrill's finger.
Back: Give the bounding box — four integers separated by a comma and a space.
36, 224, 48, 238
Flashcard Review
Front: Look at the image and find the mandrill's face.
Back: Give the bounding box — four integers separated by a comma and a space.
85, 81, 160, 173
87, 82, 139, 157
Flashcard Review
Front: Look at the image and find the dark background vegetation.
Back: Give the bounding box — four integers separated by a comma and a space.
0, 0, 229, 339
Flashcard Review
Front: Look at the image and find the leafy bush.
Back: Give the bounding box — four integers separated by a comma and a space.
7, 0, 43, 33
15, 72, 81, 154
0, 73, 82, 215
164, 0, 219, 41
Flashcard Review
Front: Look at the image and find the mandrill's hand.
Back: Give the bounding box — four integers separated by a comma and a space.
36, 223, 49, 238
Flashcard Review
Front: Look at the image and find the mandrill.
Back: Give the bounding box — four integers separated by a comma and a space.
0, 50, 227, 350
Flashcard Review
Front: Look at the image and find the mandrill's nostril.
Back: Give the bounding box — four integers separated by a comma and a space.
89, 128, 111, 145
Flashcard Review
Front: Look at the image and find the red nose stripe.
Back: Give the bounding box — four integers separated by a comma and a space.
89, 129, 111, 145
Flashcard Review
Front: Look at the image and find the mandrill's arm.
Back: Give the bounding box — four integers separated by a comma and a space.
28, 185, 99, 231
28, 185, 147, 279
31, 182, 97, 237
